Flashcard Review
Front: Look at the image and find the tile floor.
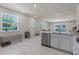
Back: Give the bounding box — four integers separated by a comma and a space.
0, 35, 71, 55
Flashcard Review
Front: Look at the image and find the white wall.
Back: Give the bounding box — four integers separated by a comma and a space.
34, 19, 42, 34
28, 19, 49, 36
0, 6, 43, 37
48, 21, 76, 34
0, 6, 30, 37
29, 18, 45, 36
76, 6, 79, 30
41, 21, 49, 30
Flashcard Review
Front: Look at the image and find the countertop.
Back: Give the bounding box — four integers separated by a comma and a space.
41, 31, 73, 36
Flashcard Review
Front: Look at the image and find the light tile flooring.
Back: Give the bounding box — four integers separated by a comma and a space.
0, 35, 71, 55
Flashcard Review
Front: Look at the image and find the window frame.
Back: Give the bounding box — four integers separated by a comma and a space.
54, 24, 67, 33
1, 12, 19, 32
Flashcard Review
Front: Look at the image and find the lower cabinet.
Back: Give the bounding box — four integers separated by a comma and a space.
51, 36, 58, 48
51, 34, 73, 52
41, 33, 73, 53
59, 37, 70, 52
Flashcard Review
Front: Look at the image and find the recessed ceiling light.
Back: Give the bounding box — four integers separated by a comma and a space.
33, 5, 37, 8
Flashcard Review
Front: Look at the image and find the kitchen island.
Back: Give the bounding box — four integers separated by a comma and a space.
41, 31, 74, 54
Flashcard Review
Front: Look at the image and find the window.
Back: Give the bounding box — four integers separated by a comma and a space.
54, 24, 66, 33
1, 13, 18, 32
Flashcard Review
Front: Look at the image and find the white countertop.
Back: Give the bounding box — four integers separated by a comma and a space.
41, 31, 52, 33
41, 31, 73, 36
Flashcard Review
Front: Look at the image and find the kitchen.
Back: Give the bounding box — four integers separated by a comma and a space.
0, 3, 79, 55
41, 20, 79, 55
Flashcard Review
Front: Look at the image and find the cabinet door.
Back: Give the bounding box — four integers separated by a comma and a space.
59, 37, 70, 51
69, 38, 73, 52
51, 36, 58, 48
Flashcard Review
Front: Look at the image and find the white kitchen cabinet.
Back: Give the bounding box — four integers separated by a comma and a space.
69, 38, 73, 52
59, 37, 70, 52
51, 34, 73, 52
51, 36, 58, 48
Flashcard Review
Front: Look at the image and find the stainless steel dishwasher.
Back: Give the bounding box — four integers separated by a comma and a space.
41, 33, 51, 47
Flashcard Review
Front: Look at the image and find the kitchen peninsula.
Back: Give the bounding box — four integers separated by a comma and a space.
41, 31, 74, 54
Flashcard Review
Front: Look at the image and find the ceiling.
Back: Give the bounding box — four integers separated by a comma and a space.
0, 3, 78, 22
